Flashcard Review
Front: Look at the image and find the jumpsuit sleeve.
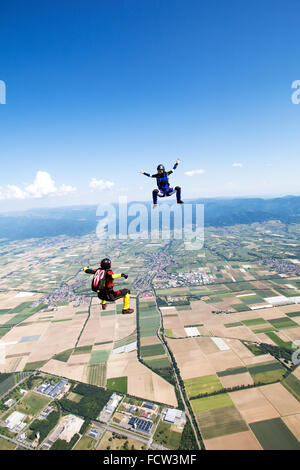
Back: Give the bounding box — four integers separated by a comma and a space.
83, 267, 97, 274
112, 273, 122, 280
167, 162, 178, 175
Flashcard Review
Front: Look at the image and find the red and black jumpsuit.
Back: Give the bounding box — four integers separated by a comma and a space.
83, 267, 130, 308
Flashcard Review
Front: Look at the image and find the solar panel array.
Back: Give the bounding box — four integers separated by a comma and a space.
128, 417, 153, 433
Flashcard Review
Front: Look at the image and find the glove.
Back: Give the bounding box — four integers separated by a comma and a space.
121, 273, 128, 279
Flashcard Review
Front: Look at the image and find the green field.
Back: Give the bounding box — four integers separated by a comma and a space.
73, 345, 93, 356
247, 360, 286, 384
164, 329, 173, 337
231, 304, 251, 312
265, 332, 293, 349
184, 374, 224, 398
140, 328, 159, 338
217, 367, 248, 377
139, 309, 158, 318
139, 316, 161, 330
53, 348, 74, 362
242, 318, 268, 326
250, 418, 300, 450
253, 327, 276, 334
145, 357, 171, 369
153, 421, 182, 449
282, 374, 300, 402
89, 349, 110, 365
74, 436, 95, 450
67, 392, 83, 403
86, 364, 107, 387
16, 392, 51, 417
191, 393, 233, 413
268, 317, 299, 330
140, 344, 165, 358
286, 311, 300, 318
106, 376, 127, 394
0, 309, 12, 315
224, 322, 243, 328
241, 295, 265, 305
24, 360, 48, 371
0, 436, 15, 450
196, 405, 248, 440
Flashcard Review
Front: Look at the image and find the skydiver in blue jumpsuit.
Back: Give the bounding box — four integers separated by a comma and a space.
140, 158, 184, 208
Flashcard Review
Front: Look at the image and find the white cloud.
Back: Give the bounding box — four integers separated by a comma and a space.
59, 184, 77, 195
89, 178, 115, 191
25, 171, 57, 198
232, 163, 243, 167
0, 171, 77, 200
5, 185, 27, 200
184, 169, 206, 176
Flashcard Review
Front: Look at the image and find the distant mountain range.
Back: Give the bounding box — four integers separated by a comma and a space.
0, 195, 299, 241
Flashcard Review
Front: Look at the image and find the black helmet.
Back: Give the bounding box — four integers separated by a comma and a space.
157, 164, 165, 172
100, 258, 111, 269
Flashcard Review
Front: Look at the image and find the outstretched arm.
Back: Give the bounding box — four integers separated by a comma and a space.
112, 273, 128, 280
167, 158, 181, 175
140, 169, 157, 178
82, 266, 97, 274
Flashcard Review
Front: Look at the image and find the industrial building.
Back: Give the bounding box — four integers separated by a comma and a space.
163, 408, 184, 424
4, 411, 26, 431
87, 428, 99, 439
128, 417, 153, 433
105, 393, 122, 414
37, 379, 67, 397
143, 401, 154, 410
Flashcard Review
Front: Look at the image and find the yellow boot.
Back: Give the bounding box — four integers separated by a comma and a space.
122, 293, 134, 314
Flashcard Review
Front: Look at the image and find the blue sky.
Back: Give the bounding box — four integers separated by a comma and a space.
0, 0, 299, 211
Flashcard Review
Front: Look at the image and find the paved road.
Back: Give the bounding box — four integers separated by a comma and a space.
151, 287, 203, 450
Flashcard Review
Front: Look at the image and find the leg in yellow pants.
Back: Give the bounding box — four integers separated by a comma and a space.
100, 291, 132, 313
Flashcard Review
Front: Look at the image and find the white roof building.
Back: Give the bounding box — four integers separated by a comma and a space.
164, 409, 177, 423
5, 411, 26, 430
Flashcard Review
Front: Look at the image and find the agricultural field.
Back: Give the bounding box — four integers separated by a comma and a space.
153, 421, 183, 449
0, 436, 15, 450
73, 436, 96, 450
184, 375, 224, 398
14, 392, 51, 419
0, 221, 300, 450
96, 431, 146, 450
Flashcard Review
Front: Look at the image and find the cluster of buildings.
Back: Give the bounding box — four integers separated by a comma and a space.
41, 414, 84, 450
36, 379, 68, 398
260, 258, 300, 276
99, 393, 123, 423
162, 408, 186, 429
155, 270, 215, 289
128, 417, 153, 433
4, 411, 26, 433
4, 398, 17, 408
35, 280, 89, 308
38, 405, 55, 420
87, 428, 99, 440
